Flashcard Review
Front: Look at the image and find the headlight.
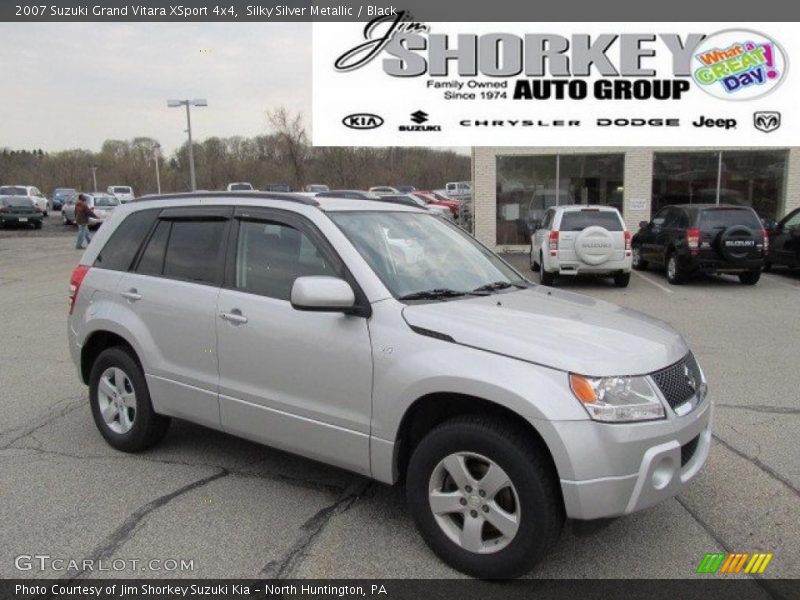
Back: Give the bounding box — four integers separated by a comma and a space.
569, 373, 665, 423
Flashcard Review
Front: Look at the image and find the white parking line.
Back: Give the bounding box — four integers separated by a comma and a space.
632, 270, 674, 294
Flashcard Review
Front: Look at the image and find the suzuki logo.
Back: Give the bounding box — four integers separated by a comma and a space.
753, 111, 781, 133
410, 110, 429, 124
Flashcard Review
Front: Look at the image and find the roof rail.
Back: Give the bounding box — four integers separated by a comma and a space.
134, 191, 319, 207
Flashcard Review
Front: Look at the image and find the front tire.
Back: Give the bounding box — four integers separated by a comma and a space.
89, 346, 170, 452
739, 270, 761, 285
406, 416, 563, 579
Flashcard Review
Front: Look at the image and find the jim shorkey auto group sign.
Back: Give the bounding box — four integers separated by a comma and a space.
311, 20, 795, 146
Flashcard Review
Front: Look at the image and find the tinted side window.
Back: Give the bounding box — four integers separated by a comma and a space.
163, 220, 227, 284
662, 208, 681, 228
235, 220, 335, 300
136, 220, 170, 276
94, 210, 158, 271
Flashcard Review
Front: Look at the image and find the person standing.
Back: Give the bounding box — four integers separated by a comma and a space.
75, 193, 97, 250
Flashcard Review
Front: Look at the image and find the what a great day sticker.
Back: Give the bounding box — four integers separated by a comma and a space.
692, 29, 788, 100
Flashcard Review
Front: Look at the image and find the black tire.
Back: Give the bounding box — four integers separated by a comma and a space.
613, 271, 631, 287
665, 252, 684, 285
739, 270, 761, 285
762, 260, 772, 273
631, 246, 648, 271
530, 247, 539, 272
33, 221, 42, 230
406, 416, 563, 579
539, 254, 555, 287
89, 346, 170, 452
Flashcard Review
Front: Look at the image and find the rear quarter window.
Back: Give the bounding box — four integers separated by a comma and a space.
162, 220, 227, 284
94, 210, 158, 272
558, 210, 623, 232
698, 208, 762, 230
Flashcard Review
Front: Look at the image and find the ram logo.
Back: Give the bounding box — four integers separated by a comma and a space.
753, 111, 781, 133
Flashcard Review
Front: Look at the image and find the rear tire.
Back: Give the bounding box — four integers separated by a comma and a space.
739, 270, 761, 285
89, 346, 170, 452
666, 252, 684, 285
539, 254, 555, 287
33, 221, 42, 230
406, 416, 563, 579
762, 261, 772, 273
632, 246, 648, 271
613, 271, 631, 287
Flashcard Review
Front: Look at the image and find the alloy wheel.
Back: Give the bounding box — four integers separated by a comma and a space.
428, 452, 520, 554
97, 367, 136, 434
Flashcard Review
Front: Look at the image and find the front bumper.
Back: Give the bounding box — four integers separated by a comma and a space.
542, 398, 711, 520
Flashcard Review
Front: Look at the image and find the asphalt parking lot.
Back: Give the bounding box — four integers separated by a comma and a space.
1, 216, 798, 581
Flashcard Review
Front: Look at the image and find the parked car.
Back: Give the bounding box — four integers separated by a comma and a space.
394, 185, 416, 193
50, 188, 77, 211
62, 193, 120, 228
0, 195, 43, 229
0, 185, 48, 215
368, 186, 400, 195
316, 190, 383, 201
764, 207, 800, 271
107, 186, 135, 203
304, 184, 330, 193
378, 194, 452, 219
413, 191, 460, 217
632, 204, 766, 285
263, 183, 292, 192
445, 181, 472, 200
68, 192, 710, 579
531, 205, 632, 287
226, 182, 254, 191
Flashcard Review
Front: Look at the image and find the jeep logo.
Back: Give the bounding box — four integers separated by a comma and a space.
342, 113, 384, 130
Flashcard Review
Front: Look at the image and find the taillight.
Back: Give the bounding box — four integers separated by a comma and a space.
762, 228, 769, 256
549, 230, 559, 256
687, 228, 701, 256
0, 206, 8, 213
68, 265, 90, 314
624, 230, 632, 256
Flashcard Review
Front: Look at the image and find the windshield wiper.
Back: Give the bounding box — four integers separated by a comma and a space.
472, 280, 527, 293
399, 288, 492, 301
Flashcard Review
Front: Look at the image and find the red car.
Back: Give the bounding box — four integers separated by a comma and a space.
413, 191, 460, 217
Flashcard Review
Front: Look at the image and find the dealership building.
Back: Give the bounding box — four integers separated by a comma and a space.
471, 147, 800, 252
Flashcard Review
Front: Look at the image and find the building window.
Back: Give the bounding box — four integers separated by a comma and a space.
495, 154, 624, 245
652, 150, 787, 220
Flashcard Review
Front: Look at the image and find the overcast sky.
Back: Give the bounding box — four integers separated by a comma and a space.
0, 23, 312, 154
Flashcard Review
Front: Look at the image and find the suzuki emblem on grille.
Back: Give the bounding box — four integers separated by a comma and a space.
684, 364, 697, 392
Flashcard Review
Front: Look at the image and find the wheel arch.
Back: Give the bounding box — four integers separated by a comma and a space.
80, 330, 142, 384
393, 392, 561, 490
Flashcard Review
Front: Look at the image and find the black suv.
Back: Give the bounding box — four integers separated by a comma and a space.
632, 204, 766, 285
764, 207, 800, 271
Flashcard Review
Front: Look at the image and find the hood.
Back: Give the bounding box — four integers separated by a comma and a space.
401, 287, 688, 376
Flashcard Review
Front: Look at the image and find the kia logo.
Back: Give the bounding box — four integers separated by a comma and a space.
342, 113, 384, 130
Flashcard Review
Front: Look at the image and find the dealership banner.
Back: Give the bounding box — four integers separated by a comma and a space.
312, 21, 798, 146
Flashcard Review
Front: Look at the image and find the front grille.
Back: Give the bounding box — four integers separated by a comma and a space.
681, 435, 700, 467
650, 353, 703, 410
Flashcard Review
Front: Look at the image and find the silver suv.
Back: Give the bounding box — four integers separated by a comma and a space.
68, 192, 711, 578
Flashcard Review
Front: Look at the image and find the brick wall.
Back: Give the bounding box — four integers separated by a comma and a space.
473, 146, 798, 251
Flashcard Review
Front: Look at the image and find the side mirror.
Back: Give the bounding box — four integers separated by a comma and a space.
639, 220, 649, 229
291, 276, 356, 313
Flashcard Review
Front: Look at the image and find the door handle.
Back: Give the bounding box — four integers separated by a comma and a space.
219, 310, 248, 325
120, 289, 142, 302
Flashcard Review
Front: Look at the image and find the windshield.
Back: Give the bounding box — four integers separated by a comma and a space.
55, 189, 75, 197
330, 211, 526, 299
0, 186, 27, 196
93, 195, 120, 207
112, 186, 132, 194
1, 196, 33, 207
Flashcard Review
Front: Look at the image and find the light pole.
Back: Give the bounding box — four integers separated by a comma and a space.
153, 144, 162, 194
167, 98, 207, 191
90, 166, 98, 192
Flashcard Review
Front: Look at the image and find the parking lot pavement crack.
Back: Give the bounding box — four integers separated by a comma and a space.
712, 434, 799, 497
259, 478, 371, 578
715, 403, 800, 416
0, 396, 85, 448
68, 469, 230, 579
